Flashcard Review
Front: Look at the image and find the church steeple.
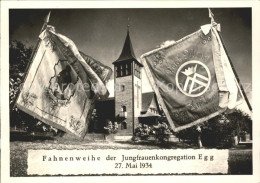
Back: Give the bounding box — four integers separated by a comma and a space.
114, 30, 136, 62
113, 22, 143, 136
113, 26, 143, 66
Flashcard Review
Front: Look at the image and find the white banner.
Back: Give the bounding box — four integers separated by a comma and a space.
27, 149, 229, 175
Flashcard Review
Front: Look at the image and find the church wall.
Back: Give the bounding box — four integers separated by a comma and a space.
95, 100, 115, 133
133, 75, 142, 129
114, 74, 134, 135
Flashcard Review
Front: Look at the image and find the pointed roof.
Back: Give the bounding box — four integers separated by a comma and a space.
113, 30, 143, 66
142, 92, 155, 112
139, 111, 161, 118
141, 92, 161, 115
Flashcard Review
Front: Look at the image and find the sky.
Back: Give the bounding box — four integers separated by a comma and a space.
9, 8, 252, 113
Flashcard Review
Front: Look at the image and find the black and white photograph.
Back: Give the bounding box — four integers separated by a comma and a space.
1, 1, 259, 183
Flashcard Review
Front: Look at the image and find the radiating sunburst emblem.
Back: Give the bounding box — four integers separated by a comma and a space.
176, 60, 211, 97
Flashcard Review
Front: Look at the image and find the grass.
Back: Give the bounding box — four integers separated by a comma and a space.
228, 149, 252, 174
10, 140, 252, 176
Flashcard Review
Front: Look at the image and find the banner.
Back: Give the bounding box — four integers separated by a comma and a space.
16, 26, 112, 138
141, 25, 243, 131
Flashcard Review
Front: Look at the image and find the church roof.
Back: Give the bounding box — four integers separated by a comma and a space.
113, 30, 143, 66
141, 92, 155, 112
139, 111, 161, 118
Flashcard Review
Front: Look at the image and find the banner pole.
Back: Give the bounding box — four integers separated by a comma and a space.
217, 32, 252, 111
11, 11, 51, 111
208, 8, 252, 111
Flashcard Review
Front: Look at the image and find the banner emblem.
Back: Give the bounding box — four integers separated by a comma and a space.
176, 60, 211, 97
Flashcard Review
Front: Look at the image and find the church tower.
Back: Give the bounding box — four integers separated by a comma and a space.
113, 26, 143, 135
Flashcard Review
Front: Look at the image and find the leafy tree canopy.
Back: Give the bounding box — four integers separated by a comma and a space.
9, 40, 61, 135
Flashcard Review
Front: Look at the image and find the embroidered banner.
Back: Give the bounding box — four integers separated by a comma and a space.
16, 26, 112, 138
141, 25, 243, 131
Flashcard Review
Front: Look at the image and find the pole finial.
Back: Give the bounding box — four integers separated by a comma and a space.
127, 17, 130, 31
44, 11, 51, 23
41, 11, 52, 33
208, 8, 216, 25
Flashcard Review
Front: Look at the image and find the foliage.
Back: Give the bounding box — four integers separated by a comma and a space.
133, 123, 154, 140
175, 110, 252, 148
228, 149, 252, 174
10, 40, 34, 128
104, 121, 118, 134
9, 40, 32, 108
133, 122, 172, 143
200, 115, 233, 148
227, 109, 252, 137
173, 126, 199, 144
153, 122, 172, 143
9, 40, 61, 135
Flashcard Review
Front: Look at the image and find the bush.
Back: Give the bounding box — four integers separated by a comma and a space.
9, 40, 61, 135
200, 118, 233, 148
175, 110, 252, 148
133, 124, 154, 140
104, 121, 118, 134
153, 122, 172, 143
174, 126, 199, 145
133, 122, 172, 143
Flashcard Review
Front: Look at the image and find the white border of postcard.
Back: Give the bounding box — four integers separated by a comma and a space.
1, 1, 260, 183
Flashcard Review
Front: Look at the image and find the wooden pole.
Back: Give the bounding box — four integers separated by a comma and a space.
196, 126, 203, 148
11, 11, 51, 110
217, 33, 252, 111
208, 8, 252, 112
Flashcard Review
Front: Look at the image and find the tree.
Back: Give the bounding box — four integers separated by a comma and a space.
175, 109, 252, 148
9, 40, 61, 135
10, 41, 32, 110
10, 40, 34, 128
226, 109, 252, 139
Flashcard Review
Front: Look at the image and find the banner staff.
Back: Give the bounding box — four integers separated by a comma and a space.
12, 11, 52, 110
208, 8, 252, 112
208, 8, 215, 25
